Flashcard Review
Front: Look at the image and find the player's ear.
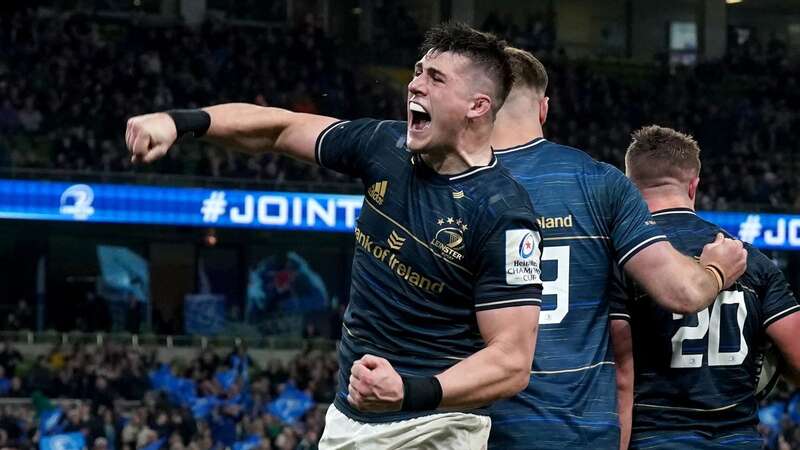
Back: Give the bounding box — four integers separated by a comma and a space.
688, 176, 700, 201
467, 94, 492, 119
539, 96, 549, 125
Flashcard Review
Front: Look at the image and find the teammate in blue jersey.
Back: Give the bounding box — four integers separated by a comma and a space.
125, 23, 543, 449
610, 125, 800, 450
486, 48, 749, 450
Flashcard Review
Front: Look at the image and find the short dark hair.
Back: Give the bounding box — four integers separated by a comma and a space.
626, 125, 701, 187
420, 22, 512, 113
505, 47, 548, 94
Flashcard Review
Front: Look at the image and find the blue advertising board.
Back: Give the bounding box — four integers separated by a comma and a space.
0, 179, 362, 232
0, 179, 797, 250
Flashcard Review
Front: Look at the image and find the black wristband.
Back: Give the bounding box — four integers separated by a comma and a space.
401, 375, 442, 412
166, 109, 211, 139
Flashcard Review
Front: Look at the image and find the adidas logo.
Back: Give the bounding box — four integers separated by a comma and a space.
388, 230, 406, 250
452, 190, 464, 199
368, 180, 388, 205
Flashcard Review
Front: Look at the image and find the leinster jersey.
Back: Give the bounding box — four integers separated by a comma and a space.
489, 139, 667, 449
316, 119, 544, 424
610, 208, 800, 437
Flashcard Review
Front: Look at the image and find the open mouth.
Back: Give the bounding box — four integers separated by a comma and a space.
409, 101, 431, 132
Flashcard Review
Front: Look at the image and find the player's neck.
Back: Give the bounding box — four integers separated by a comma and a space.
491, 99, 543, 150
641, 189, 695, 213
422, 126, 493, 174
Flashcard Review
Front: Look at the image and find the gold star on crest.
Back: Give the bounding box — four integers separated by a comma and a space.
461, 224, 468, 231
437, 218, 444, 226
446, 217, 454, 224
456, 218, 462, 225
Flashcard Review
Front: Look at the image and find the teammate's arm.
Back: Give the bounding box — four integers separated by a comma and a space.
605, 165, 746, 314
610, 319, 633, 450
766, 313, 800, 385
608, 266, 634, 450
125, 104, 338, 164
759, 254, 800, 385
625, 234, 746, 314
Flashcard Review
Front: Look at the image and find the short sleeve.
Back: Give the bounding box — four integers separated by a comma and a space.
752, 249, 800, 328
608, 264, 632, 322
473, 209, 543, 312
314, 119, 381, 177
604, 165, 668, 266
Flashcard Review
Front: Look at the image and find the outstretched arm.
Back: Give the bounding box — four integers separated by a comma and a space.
125, 104, 339, 164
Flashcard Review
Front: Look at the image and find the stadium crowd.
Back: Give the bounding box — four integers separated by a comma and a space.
0, 341, 336, 450
0, 8, 798, 208
0, 338, 793, 449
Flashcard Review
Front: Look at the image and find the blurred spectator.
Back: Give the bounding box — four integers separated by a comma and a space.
14, 298, 35, 331
0, 340, 23, 375
6, 376, 27, 398
0, 367, 10, 395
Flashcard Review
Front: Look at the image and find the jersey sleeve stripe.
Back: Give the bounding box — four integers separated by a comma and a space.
618, 235, 668, 266
474, 298, 541, 311
531, 360, 615, 375
634, 402, 739, 412
763, 304, 800, 327
609, 312, 631, 321
314, 120, 349, 168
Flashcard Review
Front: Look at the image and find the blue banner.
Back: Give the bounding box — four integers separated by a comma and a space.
697, 211, 800, 250
0, 179, 362, 233
0, 179, 798, 250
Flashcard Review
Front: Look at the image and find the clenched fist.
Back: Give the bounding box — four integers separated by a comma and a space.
348, 355, 404, 412
699, 233, 747, 289
125, 112, 178, 164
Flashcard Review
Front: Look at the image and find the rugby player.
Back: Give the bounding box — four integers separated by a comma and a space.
486, 48, 748, 449
610, 125, 800, 450
126, 23, 543, 449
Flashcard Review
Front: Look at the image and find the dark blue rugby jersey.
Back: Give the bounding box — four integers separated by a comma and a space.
489, 138, 667, 449
610, 208, 800, 436
316, 119, 544, 423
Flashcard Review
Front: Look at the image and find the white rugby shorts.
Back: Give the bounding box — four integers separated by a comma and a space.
319, 404, 491, 450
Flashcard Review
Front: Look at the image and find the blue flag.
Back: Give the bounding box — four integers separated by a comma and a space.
231, 356, 248, 380
191, 396, 221, 419
39, 408, 64, 436
216, 369, 237, 391
149, 364, 173, 391
266, 384, 315, 424
139, 438, 165, 450
232, 435, 260, 450
40, 432, 85, 450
